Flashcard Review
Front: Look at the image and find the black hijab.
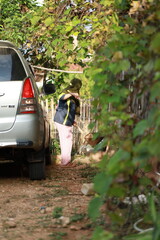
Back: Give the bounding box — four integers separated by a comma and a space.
63, 78, 82, 94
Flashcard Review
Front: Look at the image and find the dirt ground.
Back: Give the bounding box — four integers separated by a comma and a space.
0, 156, 98, 240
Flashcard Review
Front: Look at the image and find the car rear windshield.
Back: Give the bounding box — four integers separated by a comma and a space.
0, 48, 27, 81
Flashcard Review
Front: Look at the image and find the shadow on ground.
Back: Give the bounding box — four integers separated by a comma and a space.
0, 162, 28, 178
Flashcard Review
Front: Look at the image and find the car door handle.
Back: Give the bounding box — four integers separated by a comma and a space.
0, 93, 5, 96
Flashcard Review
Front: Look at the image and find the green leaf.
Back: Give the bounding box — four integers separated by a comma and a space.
150, 33, 160, 53
124, 232, 152, 240
107, 149, 130, 173
100, 0, 114, 6
52, 39, 59, 46
150, 81, 160, 101
94, 173, 112, 195
144, 60, 154, 73
45, 46, 53, 57
144, 25, 156, 35
109, 60, 130, 74
31, 16, 41, 25
44, 17, 53, 27
72, 31, 79, 36
154, 58, 160, 71
149, 194, 157, 223
120, 59, 130, 71
107, 150, 121, 172
133, 120, 148, 138
153, 213, 160, 240
109, 62, 121, 74
59, 59, 67, 67
91, 226, 114, 240
56, 52, 63, 60
65, 25, 73, 32
109, 185, 126, 197
72, 19, 81, 26
107, 95, 121, 103
94, 138, 107, 151
88, 197, 103, 220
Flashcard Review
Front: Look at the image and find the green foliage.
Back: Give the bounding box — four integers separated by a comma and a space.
52, 207, 63, 219
124, 232, 153, 240
133, 120, 149, 138
91, 226, 114, 240
70, 213, 85, 222
88, 196, 103, 220
86, 0, 160, 239
49, 232, 67, 240
0, 0, 37, 44
51, 139, 60, 155
93, 172, 113, 195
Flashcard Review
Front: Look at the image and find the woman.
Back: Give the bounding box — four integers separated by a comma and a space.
54, 78, 82, 167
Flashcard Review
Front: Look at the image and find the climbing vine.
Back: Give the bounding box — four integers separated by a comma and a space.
88, 0, 160, 239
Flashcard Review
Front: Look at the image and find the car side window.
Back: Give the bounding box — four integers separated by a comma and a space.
0, 48, 27, 81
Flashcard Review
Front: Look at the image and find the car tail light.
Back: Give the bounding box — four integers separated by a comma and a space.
19, 77, 37, 114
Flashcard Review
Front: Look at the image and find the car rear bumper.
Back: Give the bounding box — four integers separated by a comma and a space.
0, 140, 33, 147
0, 114, 44, 150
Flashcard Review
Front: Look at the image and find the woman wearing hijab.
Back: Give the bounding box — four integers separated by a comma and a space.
54, 78, 82, 167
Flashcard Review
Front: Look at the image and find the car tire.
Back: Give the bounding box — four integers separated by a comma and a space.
45, 146, 52, 165
28, 149, 46, 180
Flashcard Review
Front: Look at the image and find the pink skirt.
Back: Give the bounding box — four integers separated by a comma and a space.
54, 122, 73, 165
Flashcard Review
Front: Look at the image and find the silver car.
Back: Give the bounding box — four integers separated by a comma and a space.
0, 40, 55, 180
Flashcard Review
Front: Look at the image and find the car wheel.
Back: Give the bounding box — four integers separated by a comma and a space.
28, 149, 46, 180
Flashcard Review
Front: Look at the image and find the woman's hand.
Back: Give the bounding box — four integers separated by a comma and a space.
66, 90, 80, 99
71, 93, 80, 99
73, 121, 77, 126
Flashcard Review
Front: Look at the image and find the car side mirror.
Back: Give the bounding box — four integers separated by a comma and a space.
43, 82, 56, 95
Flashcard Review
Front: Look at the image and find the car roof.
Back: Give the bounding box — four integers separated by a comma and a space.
0, 40, 18, 49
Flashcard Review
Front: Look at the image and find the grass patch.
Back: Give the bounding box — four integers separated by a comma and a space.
52, 207, 63, 218
42, 184, 61, 188
52, 189, 69, 197
70, 212, 86, 222
49, 231, 67, 240
80, 166, 99, 180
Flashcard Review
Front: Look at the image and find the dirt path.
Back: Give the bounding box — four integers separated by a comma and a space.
0, 159, 96, 240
